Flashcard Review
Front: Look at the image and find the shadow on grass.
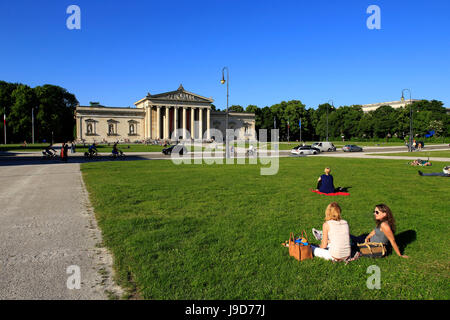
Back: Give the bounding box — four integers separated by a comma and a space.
395, 230, 417, 253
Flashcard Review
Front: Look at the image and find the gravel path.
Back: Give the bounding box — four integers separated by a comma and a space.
0, 162, 122, 300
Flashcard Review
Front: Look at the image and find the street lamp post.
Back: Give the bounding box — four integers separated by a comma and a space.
32, 107, 35, 144
221, 67, 230, 159
401, 89, 412, 152
327, 100, 334, 142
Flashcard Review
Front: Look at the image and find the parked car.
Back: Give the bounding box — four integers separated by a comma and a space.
342, 145, 363, 152
291, 145, 321, 155
162, 144, 188, 155
312, 142, 336, 152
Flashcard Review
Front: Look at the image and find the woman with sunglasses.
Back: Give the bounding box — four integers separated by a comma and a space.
352, 204, 408, 259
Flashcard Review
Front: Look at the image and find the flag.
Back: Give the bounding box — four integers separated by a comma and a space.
287, 118, 290, 129
298, 119, 301, 128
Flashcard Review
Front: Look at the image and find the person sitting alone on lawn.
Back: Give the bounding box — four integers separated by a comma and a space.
310, 202, 351, 261
315, 167, 344, 193
350, 204, 408, 259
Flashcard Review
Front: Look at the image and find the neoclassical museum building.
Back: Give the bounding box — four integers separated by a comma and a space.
75, 85, 256, 143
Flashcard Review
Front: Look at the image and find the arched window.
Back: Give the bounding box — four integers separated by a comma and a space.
87, 123, 93, 134
129, 124, 135, 134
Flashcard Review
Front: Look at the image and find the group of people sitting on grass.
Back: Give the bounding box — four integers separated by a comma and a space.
410, 159, 431, 166
309, 202, 409, 262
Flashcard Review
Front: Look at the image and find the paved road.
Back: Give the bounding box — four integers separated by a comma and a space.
0, 162, 121, 299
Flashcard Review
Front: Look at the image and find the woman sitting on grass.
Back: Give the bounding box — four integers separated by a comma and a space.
316, 167, 336, 193
315, 167, 345, 193
350, 204, 409, 259
310, 202, 351, 261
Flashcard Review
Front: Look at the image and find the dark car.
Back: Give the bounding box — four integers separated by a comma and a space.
342, 145, 363, 152
162, 144, 188, 155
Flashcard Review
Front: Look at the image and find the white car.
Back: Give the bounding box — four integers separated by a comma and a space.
291, 145, 321, 155
312, 142, 336, 152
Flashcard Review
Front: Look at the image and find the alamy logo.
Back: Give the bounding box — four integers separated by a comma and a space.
366, 265, 381, 289
66, 265, 81, 289
66, 5, 81, 30
366, 5, 381, 30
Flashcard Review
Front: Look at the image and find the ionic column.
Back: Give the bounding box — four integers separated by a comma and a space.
164, 106, 169, 139
173, 106, 178, 140
156, 106, 161, 139
182, 107, 187, 140
148, 106, 152, 139
144, 107, 148, 138
199, 108, 203, 141
191, 107, 195, 139
206, 108, 211, 139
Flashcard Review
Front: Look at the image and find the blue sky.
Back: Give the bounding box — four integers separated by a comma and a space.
0, 0, 449, 110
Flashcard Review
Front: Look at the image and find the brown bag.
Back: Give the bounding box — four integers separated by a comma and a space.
357, 242, 387, 258
289, 231, 313, 261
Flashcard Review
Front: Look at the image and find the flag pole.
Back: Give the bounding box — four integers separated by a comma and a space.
3, 112, 6, 145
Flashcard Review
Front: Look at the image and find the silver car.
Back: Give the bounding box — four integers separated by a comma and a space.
342, 145, 363, 152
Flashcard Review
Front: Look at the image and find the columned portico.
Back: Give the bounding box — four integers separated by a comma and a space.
134, 85, 216, 142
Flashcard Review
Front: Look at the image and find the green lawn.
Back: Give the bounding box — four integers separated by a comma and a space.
81, 157, 449, 300
0, 143, 49, 152
368, 150, 450, 158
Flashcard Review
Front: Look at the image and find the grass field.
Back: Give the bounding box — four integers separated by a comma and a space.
368, 150, 450, 158
0, 143, 49, 152
81, 157, 449, 300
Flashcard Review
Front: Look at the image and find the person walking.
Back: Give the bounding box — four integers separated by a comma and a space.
61, 142, 69, 162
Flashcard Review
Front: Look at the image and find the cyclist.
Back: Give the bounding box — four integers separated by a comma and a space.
43, 144, 57, 157
88, 143, 98, 157
112, 142, 121, 158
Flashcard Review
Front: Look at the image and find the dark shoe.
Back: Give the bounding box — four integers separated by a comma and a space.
418, 171, 423, 176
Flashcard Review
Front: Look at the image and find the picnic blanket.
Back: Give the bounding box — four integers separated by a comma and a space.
311, 189, 350, 196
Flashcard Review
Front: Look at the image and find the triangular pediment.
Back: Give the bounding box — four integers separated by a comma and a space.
147, 86, 214, 103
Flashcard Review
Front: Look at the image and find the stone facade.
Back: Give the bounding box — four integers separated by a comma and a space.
361, 99, 421, 113
75, 85, 256, 143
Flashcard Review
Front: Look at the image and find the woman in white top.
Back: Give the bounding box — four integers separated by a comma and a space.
311, 202, 351, 261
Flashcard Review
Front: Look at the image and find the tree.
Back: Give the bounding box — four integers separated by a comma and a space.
9, 84, 38, 142
0, 81, 78, 143
229, 105, 244, 112
34, 84, 78, 142
0, 81, 20, 142
371, 105, 396, 138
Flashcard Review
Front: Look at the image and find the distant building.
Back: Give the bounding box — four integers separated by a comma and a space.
360, 99, 421, 113
75, 85, 255, 143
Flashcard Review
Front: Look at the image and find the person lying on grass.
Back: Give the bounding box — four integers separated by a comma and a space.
418, 166, 450, 177
349, 204, 409, 259
310, 202, 351, 262
315, 167, 346, 193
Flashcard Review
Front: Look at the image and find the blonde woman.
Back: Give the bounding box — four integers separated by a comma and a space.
310, 202, 351, 261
